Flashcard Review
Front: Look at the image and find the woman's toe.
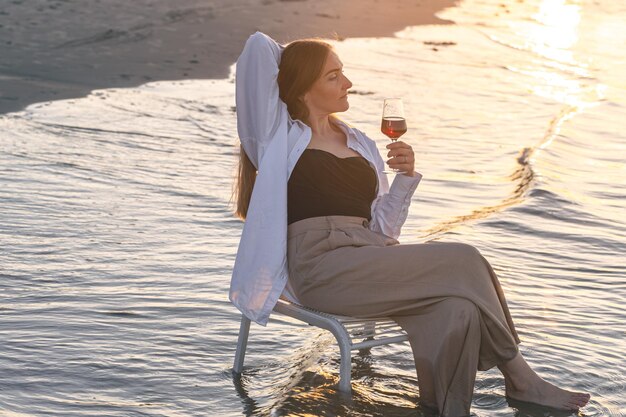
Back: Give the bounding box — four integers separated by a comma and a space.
576, 394, 590, 404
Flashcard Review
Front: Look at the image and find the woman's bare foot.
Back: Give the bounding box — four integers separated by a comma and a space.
505, 377, 591, 411
498, 352, 591, 411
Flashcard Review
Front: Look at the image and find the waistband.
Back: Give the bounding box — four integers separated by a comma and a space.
287, 215, 370, 239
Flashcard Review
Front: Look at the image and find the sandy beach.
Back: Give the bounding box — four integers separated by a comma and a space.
0, 0, 456, 115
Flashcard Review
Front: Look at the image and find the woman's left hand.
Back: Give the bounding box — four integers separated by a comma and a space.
386, 141, 416, 176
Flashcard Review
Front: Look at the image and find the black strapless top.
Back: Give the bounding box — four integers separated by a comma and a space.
287, 148, 377, 225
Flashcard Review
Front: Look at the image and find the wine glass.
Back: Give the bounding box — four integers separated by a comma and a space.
381, 98, 407, 174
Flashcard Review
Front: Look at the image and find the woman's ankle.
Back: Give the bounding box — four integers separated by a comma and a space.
504, 367, 545, 393
505, 374, 530, 393
499, 354, 542, 392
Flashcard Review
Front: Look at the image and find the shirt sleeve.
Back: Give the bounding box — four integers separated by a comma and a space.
235, 32, 286, 169
368, 141, 423, 240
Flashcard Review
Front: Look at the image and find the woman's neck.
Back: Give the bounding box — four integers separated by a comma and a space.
308, 114, 340, 139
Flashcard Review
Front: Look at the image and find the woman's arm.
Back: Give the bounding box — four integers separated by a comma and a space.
235, 32, 286, 169
368, 142, 423, 240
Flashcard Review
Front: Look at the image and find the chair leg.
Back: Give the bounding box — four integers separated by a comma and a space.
336, 335, 353, 393
233, 314, 251, 373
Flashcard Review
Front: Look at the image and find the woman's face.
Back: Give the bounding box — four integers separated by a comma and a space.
303, 51, 353, 116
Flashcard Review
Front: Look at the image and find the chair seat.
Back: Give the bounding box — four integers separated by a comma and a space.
273, 299, 409, 350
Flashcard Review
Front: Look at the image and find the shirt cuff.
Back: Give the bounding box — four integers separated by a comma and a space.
389, 171, 423, 199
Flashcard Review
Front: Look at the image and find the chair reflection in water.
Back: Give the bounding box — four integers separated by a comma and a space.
233, 298, 409, 392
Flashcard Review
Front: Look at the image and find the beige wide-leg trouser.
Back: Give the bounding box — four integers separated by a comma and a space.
287, 215, 521, 417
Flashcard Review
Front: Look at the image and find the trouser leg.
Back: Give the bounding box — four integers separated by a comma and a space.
393, 297, 481, 417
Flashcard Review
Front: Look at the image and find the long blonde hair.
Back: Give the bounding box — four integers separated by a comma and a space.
231, 37, 333, 220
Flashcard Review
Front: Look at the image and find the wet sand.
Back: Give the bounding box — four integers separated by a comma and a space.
0, 0, 456, 115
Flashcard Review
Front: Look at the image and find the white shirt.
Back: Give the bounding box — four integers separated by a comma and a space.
230, 32, 423, 326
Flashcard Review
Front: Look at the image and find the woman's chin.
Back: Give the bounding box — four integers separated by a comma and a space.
329, 101, 349, 114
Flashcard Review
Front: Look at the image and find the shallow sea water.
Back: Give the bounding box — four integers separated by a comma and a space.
1, 0, 624, 416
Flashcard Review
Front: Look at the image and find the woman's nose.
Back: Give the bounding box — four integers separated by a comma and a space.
344, 75, 353, 90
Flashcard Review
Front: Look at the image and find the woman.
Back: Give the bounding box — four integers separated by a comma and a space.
230, 32, 591, 416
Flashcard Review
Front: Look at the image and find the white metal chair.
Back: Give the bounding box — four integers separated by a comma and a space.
233, 299, 409, 392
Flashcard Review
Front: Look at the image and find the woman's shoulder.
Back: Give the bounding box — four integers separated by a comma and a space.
347, 123, 378, 149
332, 119, 383, 165
331, 116, 373, 142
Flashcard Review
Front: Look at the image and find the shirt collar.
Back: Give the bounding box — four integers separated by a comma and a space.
331, 116, 359, 145
288, 113, 360, 144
